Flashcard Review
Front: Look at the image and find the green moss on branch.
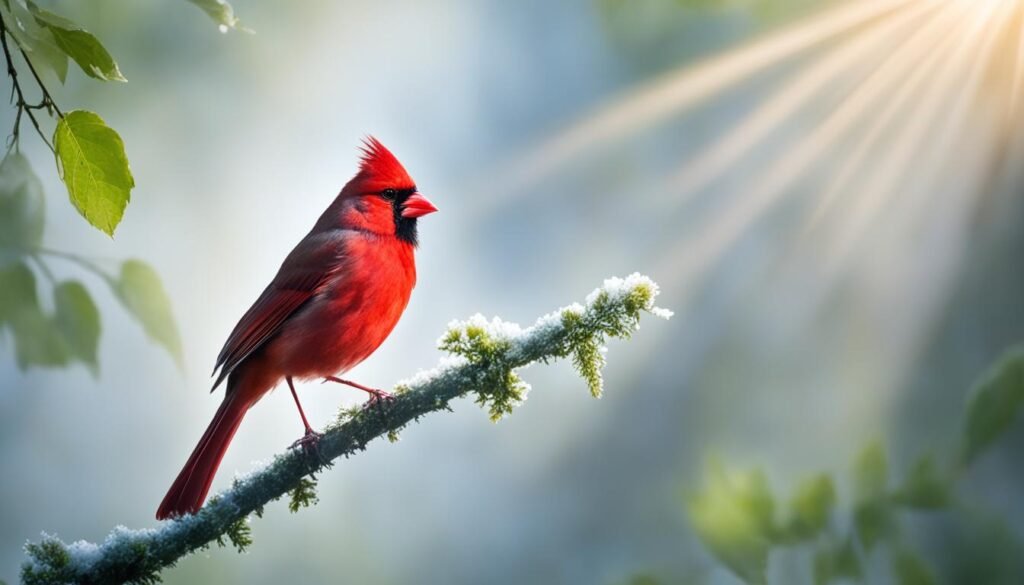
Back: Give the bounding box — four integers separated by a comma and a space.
21, 274, 670, 585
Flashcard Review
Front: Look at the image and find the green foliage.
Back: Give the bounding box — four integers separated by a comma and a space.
852, 498, 893, 552
562, 307, 606, 397
439, 322, 530, 421
782, 474, 835, 540
960, 346, 1024, 466
812, 538, 861, 585
22, 538, 71, 585
53, 280, 100, 374
287, 477, 319, 513
0, 0, 231, 374
438, 279, 666, 420
186, 0, 247, 32
686, 462, 775, 585
0, 255, 180, 372
0, 262, 69, 369
850, 440, 895, 551
28, 3, 124, 82
892, 548, 936, 585
115, 259, 183, 367
891, 455, 949, 509
0, 152, 44, 265
2, 0, 132, 235
0, 0, 67, 83
684, 346, 1024, 585
852, 440, 888, 500
54, 110, 134, 237
217, 517, 253, 553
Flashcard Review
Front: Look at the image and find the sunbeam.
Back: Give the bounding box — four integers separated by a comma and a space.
656, 0, 972, 296
480, 0, 1024, 418
480, 0, 918, 205
666, 0, 944, 200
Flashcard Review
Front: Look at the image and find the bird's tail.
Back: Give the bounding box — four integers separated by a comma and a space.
156, 389, 252, 520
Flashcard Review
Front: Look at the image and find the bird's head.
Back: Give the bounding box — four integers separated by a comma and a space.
333, 137, 437, 246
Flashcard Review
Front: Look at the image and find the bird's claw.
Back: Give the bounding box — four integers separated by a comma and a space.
290, 428, 323, 451
363, 389, 395, 410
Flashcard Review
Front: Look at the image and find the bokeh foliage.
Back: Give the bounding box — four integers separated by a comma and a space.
0, 0, 241, 373
665, 347, 1024, 585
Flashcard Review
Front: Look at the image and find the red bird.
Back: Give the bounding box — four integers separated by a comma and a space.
157, 138, 437, 519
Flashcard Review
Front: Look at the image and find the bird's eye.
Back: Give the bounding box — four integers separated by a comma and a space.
381, 188, 398, 201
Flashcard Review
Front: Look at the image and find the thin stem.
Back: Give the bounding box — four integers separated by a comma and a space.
17, 44, 62, 117
0, 11, 58, 154
35, 246, 116, 284
29, 253, 56, 284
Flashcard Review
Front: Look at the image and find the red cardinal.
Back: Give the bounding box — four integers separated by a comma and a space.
156, 138, 437, 519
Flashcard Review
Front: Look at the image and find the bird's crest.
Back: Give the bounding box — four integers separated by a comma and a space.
358, 136, 414, 188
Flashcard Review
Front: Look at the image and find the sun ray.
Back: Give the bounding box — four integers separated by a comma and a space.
1012, 3, 1024, 113
823, 0, 1011, 271
656, 1, 968, 296
666, 0, 944, 200
478, 0, 921, 208
803, 0, 991, 240
768, 0, 1012, 326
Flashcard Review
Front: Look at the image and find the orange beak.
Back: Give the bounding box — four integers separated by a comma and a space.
401, 192, 438, 218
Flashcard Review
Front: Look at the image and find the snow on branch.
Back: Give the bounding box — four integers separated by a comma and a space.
21, 274, 671, 585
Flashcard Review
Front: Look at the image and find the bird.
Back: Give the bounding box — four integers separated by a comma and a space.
156, 137, 437, 520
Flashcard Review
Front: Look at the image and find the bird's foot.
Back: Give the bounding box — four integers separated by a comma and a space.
363, 388, 396, 410
290, 427, 323, 451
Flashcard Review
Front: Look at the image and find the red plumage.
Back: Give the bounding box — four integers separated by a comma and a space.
157, 138, 437, 520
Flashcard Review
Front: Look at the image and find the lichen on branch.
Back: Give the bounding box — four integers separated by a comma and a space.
21, 274, 671, 585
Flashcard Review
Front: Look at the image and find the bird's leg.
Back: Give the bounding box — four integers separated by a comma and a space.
287, 376, 322, 450
322, 376, 395, 408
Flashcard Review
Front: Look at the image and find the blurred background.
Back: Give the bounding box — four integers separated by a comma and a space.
2, 0, 1024, 583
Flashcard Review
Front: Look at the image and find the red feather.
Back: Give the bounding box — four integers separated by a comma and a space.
157, 139, 436, 519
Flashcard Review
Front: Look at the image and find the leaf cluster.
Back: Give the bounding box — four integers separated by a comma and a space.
683, 346, 1024, 585
0, 1, 244, 371
0, 253, 181, 372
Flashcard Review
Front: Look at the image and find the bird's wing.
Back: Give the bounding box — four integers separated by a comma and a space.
210, 231, 348, 391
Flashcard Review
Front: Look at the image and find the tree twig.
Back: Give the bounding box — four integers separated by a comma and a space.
0, 11, 58, 154
20, 274, 671, 585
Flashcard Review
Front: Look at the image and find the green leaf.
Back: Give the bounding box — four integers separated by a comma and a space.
0, 152, 45, 265
852, 441, 894, 550
892, 455, 950, 509
13, 302, 70, 369
29, 3, 126, 82
853, 441, 888, 500
0, 0, 68, 83
783, 474, 835, 541
892, 548, 937, 585
0, 261, 36, 326
53, 110, 134, 236
853, 499, 894, 551
54, 280, 100, 373
114, 260, 182, 367
813, 538, 862, 585
961, 347, 1024, 466
185, 0, 249, 32
0, 262, 70, 369
686, 462, 776, 584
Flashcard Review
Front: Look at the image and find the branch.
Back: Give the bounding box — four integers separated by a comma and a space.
21, 274, 672, 585
0, 11, 58, 154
